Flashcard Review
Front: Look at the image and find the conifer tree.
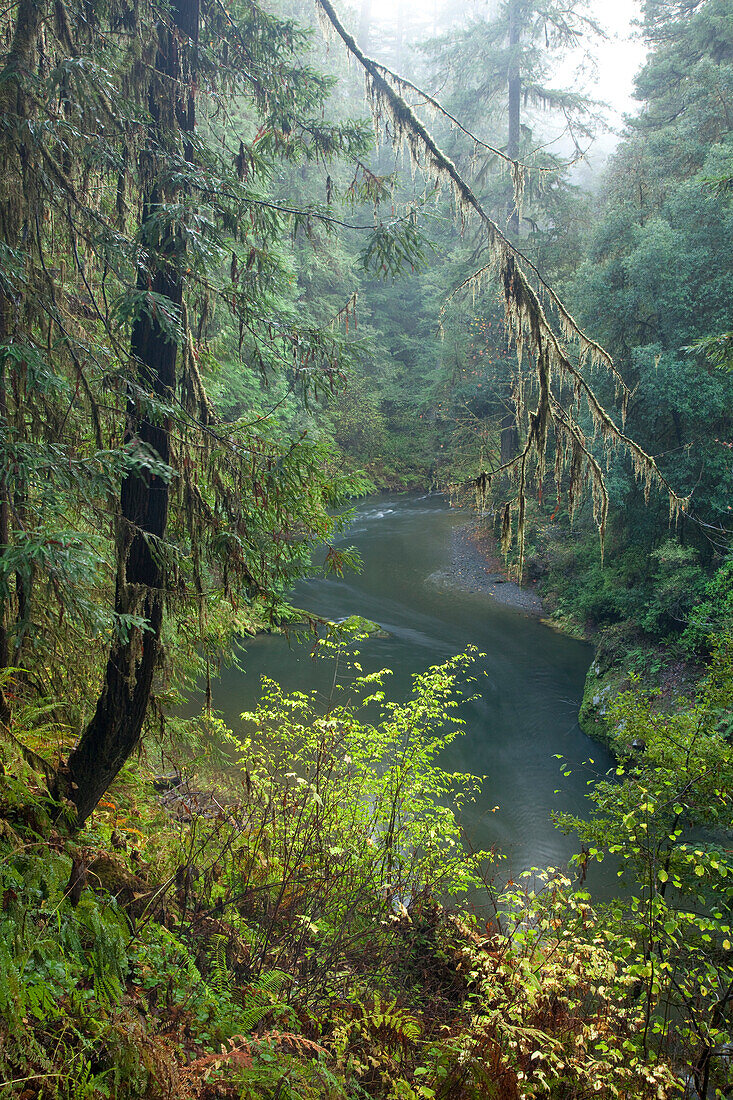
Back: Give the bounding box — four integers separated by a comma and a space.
427, 0, 602, 174
424, 0, 603, 466
0, 0, 372, 822
0, 0, 691, 825
65, 0, 201, 822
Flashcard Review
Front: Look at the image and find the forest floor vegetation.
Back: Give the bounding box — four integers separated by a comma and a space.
4, 637, 729, 1098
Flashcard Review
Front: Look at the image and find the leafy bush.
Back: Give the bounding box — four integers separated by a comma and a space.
560, 640, 733, 1098
4, 640, 731, 1097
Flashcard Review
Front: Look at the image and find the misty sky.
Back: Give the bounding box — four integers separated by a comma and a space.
590, 0, 647, 120
365, 0, 648, 125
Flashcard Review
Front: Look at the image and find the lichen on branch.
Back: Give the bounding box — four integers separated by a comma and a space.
314, 0, 689, 580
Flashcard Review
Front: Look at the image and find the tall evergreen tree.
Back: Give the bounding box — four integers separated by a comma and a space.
65, 0, 201, 822
423, 0, 602, 469
427, 0, 602, 177
0, 0, 373, 822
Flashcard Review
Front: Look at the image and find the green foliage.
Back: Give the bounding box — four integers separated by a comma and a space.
538, 511, 711, 646
234, 645, 489, 904
360, 213, 436, 280
683, 557, 733, 653
565, 3, 733, 566
559, 640, 733, 1097
6, 636, 733, 1097
0, 843, 136, 1093
1, 0, 732, 1095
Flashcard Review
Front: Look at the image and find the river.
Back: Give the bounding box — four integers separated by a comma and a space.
212, 493, 613, 883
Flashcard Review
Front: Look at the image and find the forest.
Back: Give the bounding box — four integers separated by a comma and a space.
0, 0, 731, 1096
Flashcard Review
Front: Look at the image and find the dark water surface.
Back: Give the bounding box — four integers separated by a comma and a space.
212, 494, 613, 880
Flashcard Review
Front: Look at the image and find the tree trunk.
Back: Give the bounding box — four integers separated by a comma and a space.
506, 0, 521, 230
0, 361, 11, 726
0, 0, 48, 722
12, 470, 31, 664
395, 0, 405, 71
358, 0, 372, 53
65, 0, 199, 826
500, 407, 520, 465
501, 0, 521, 466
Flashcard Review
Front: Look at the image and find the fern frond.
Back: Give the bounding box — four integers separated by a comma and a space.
208, 931, 231, 996
255, 968, 290, 997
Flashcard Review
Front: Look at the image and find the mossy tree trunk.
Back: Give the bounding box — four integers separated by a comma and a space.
0, 0, 49, 722
66, 0, 199, 825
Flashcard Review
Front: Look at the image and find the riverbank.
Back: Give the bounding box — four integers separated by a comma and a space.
429, 520, 544, 615
0, 701, 686, 1100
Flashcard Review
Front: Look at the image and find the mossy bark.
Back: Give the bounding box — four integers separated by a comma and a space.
0, 0, 48, 718
66, 0, 199, 826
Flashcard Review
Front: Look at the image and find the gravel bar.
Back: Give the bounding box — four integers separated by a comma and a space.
428, 523, 544, 615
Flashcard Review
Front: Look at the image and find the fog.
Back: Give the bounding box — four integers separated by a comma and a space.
365, 0, 646, 110
582, 0, 647, 121
360, 0, 648, 149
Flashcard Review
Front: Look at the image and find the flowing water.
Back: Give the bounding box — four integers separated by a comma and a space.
211, 493, 613, 883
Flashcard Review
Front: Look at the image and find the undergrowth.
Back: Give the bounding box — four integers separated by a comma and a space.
1, 639, 729, 1098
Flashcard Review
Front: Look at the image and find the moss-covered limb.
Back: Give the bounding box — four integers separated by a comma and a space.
0, 719, 56, 787
315, 0, 688, 579
358, 59, 590, 181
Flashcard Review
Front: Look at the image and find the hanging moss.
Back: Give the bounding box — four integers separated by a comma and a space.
315, 0, 689, 580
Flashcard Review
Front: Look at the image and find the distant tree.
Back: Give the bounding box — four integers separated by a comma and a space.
423, 0, 603, 467
426, 0, 602, 199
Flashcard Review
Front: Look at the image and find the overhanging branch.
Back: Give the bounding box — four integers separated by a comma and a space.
314, 0, 689, 579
